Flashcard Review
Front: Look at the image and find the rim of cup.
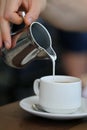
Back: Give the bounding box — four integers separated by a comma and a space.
40, 75, 81, 84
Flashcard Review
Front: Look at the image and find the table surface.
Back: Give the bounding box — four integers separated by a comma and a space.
0, 101, 87, 130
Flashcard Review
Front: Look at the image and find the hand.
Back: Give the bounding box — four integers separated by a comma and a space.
0, 0, 46, 49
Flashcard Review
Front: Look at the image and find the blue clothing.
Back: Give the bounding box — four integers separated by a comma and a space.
58, 30, 87, 52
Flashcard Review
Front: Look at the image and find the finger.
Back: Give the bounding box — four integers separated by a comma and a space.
23, 0, 41, 25
1, 20, 11, 49
0, 0, 6, 15
5, 12, 23, 24
5, 0, 23, 24
0, 0, 7, 48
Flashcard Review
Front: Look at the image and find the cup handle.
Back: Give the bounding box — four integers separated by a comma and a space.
33, 79, 40, 96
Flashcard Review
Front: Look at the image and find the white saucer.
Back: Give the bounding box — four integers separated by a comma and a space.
19, 96, 87, 120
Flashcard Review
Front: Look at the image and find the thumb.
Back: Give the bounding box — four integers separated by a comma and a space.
24, 1, 41, 25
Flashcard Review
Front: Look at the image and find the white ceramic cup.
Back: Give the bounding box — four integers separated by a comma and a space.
33, 75, 82, 114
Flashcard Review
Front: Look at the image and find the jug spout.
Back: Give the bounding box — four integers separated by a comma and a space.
30, 22, 57, 60
46, 47, 57, 60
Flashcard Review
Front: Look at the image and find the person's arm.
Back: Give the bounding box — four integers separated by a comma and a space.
41, 0, 87, 31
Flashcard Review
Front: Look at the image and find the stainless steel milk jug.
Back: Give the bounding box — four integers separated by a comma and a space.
1, 21, 57, 69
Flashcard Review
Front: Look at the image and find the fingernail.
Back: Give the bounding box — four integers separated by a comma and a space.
4, 41, 11, 49
28, 17, 33, 24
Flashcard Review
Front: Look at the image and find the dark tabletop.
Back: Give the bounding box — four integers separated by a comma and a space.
0, 101, 87, 130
